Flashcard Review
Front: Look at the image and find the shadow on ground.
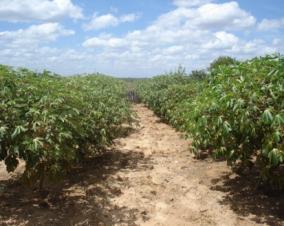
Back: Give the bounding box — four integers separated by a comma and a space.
210, 172, 284, 226
0, 149, 151, 226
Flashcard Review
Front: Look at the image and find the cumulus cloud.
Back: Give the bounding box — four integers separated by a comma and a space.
0, 0, 83, 22
80, 1, 279, 75
173, 0, 213, 7
0, 23, 74, 48
0, 46, 93, 75
0, 1, 283, 76
83, 35, 126, 48
83, 2, 256, 50
146, 2, 255, 32
202, 31, 239, 49
258, 18, 284, 31
194, 2, 256, 29
83, 13, 139, 30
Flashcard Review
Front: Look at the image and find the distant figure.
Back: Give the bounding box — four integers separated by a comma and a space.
128, 90, 139, 103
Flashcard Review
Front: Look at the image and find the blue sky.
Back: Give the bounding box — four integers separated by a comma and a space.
0, 0, 283, 77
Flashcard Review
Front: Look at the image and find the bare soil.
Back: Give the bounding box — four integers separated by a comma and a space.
0, 104, 283, 226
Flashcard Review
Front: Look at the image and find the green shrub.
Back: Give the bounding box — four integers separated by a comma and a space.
191, 55, 284, 186
0, 65, 132, 188
209, 56, 238, 72
137, 55, 284, 187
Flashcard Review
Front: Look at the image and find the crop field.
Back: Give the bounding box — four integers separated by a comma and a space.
0, 55, 283, 225
137, 55, 284, 188
0, 65, 133, 189
1, 0, 284, 224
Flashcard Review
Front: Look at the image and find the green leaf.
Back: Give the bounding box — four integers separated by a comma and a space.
0, 126, 8, 138
262, 109, 273, 124
11, 126, 27, 139
274, 114, 284, 126
33, 137, 44, 151
268, 149, 281, 166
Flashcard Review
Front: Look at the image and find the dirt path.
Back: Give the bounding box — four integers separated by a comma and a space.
0, 104, 283, 226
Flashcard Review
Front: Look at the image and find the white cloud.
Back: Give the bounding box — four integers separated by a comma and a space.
120, 14, 139, 23
163, 45, 184, 54
0, 46, 93, 75
258, 18, 284, 31
173, 0, 212, 7
83, 13, 139, 30
82, 35, 126, 48
83, 2, 255, 50
202, 31, 239, 49
80, 1, 279, 76
0, 23, 74, 48
150, 2, 255, 31
0, 1, 282, 76
0, 0, 83, 22
195, 2, 256, 29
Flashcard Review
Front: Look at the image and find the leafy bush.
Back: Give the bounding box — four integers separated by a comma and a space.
209, 56, 238, 71
137, 55, 284, 187
190, 70, 208, 80
137, 71, 192, 117
191, 55, 284, 186
0, 65, 132, 188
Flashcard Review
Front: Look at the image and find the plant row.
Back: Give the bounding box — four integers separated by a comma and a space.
0, 65, 133, 188
137, 55, 284, 188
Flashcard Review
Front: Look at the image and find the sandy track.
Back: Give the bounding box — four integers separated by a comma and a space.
0, 104, 283, 226
109, 105, 283, 226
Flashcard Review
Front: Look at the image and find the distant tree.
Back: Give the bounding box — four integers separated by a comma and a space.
190, 70, 207, 80
0, 64, 12, 73
171, 64, 187, 76
177, 65, 186, 75
209, 56, 238, 71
